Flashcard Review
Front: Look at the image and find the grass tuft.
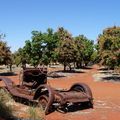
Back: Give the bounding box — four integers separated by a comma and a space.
27, 105, 45, 120
0, 88, 14, 119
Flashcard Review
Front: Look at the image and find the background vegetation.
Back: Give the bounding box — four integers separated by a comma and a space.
13, 27, 95, 71
0, 26, 120, 71
98, 26, 120, 70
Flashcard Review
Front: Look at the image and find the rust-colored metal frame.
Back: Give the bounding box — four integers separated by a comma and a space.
0, 67, 93, 115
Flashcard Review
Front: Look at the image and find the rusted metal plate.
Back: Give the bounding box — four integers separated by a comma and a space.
0, 77, 33, 100
59, 91, 89, 103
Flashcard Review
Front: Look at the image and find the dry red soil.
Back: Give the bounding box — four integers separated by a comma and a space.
1, 65, 120, 120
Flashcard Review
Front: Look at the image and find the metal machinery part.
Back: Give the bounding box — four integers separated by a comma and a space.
0, 67, 93, 115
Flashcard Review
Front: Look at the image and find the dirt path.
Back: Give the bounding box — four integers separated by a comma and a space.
46, 65, 120, 120
0, 65, 120, 120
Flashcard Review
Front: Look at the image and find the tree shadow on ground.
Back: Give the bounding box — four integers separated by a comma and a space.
0, 72, 17, 76
80, 66, 93, 70
47, 71, 65, 78
99, 70, 120, 75
99, 71, 112, 74
55, 70, 85, 73
98, 68, 109, 71
47, 70, 85, 78
98, 66, 119, 74
102, 76, 120, 82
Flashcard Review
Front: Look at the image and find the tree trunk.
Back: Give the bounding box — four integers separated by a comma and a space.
76, 62, 82, 69
22, 63, 26, 69
68, 64, 72, 71
9, 64, 12, 72
76, 62, 79, 69
73, 62, 76, 69
64, 63, 66, 71
85, 62, 88, 66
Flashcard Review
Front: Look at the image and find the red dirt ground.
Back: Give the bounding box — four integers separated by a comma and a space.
0, 65, 120, 120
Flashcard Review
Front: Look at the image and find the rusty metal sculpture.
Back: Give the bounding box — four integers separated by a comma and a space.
0, 67, 93, 115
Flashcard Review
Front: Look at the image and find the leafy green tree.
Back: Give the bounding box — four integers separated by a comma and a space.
13, 48, 26, 67
56, 27, 75, 71
42, 28, 59, 65
91, 44, 99, 64
74, 35, 94, 68
23, 31, 44, 67
82, 39, 94, 66
17, 27, 95, 70
23, 29, 59, 67
74, 35, 85, 68
98, 26, 120, 69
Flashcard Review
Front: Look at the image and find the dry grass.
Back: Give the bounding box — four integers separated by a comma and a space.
27, 106, 45, 120
0, 88, 45, 120
0, 89, 14, 119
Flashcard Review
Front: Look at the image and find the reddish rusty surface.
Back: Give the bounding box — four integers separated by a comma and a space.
0, 67, 47, 101
57, 91, 89, 103
0, 67, 93, 115
52, 83, 93, 106
21, 67, 47, 85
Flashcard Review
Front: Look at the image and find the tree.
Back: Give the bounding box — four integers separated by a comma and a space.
23, 29, 59, 67
74, 35, 85, 68
74, 35, 94, 68
91, 44, 99, 64
17, 27, 95, 70
13, 48, 26, 67
82, 39, 94, 66
0, 34, 12, 71
41, 28, 59, 65
98, 26, 120, 69
56, 27, 75, 71
23, 31, 44, 67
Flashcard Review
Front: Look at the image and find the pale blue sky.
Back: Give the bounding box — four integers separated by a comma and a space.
0, 0, 120, 52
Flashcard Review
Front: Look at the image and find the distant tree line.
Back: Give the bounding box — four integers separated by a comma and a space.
13, 27, 95, 71
1, 26, 120, 71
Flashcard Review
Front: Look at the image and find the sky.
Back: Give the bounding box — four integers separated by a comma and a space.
0, 0, 120, 52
